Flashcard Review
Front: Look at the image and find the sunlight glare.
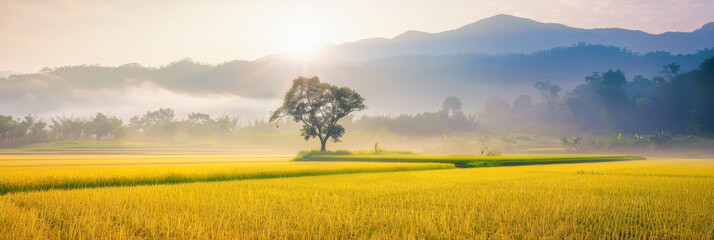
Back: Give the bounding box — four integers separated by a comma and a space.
290, 32, 319, 60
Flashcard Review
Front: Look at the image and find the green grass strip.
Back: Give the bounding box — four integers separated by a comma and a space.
298, 154, 646, 168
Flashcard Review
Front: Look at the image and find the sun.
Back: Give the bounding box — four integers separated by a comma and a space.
272, 5, 326, 60
290, 32, 320, 60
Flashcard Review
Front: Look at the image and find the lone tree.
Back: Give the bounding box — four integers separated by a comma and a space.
270, 76, 366, 151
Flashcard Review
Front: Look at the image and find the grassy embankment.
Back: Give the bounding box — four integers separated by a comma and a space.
295, 150, 646, 167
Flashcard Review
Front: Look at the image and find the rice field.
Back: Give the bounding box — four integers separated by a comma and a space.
0, 155, 452, 195
0, 154, 712, 239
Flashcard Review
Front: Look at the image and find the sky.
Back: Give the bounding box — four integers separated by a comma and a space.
2, 0, 714, 73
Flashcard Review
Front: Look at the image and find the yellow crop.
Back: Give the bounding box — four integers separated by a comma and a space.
0, 155, 451, 195
0, 157, 712, 239
0, 155, 293, 167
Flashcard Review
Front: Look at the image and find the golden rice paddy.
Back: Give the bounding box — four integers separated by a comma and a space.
0, 155, 712, 239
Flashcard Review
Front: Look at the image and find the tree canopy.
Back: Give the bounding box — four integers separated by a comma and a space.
270, 76, 367, 151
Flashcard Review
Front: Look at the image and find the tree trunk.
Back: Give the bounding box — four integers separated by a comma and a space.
319, 135, 330, 151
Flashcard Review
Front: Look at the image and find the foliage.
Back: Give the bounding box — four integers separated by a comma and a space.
0, 115, 47, 147
351, 96, 479, 136
686, 151, 705, 158
1, 108, 245, 148
563, 130, 714, 152
692, 57, 714, 135
128, 109, 240, 140
469, 56, 714, 139
424, 135, 511, 156
0, 114, 124, 147
270, 76, 366, 151
3, 58, 714, 150
500, 135, 517, 148
560, 136, 582, 151
486, 149, 502, 156
479, 97, 512, 128
90, 113, 124, 140
560, 57, 714, 135
295, 149, 353, 159
129, 108, 178, 139
534, 81, 561, 104
294, 148, 416, 160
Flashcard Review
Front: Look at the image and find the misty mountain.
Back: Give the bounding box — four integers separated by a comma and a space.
314, 14, 714, 62
2, 44, 713, 120
347, 44, 714, 113
0, 71, 21, 78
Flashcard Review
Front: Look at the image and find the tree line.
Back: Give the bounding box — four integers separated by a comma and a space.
2, 56, 712, 148
472, 56, 714, 137
0, 109, 240, 147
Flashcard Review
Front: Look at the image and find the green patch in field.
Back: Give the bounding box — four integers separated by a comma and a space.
295, 149, 416, 159
296, 154, 646, 168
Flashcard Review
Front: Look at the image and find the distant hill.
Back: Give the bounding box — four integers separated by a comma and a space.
313, 14, 714, 63
0, 71, 21, 78
2, 44, 713, 118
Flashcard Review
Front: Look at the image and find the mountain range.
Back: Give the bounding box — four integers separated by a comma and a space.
0, 71, 20, 78
2, 14, 714, 119
312, 14, 714, 63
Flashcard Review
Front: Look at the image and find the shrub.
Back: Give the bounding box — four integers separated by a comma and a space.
295, 148, 416, 160
486, 149, 502, 156
295, 150, 352, 160
686, 151, 704, 158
